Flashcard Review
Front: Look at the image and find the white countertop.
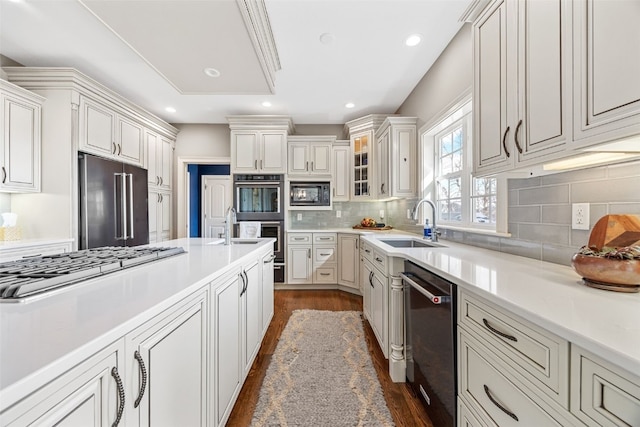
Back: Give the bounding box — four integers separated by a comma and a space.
0, 238, 273, 408
361, 233, 640, 375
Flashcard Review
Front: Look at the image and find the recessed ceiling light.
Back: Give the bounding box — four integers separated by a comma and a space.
405, 34, 422, 47
345, 102, 355, 109
262, 101, 272, 107
203, 67, 221, 78
165, 107, 176, 113
319, 33, 335, 45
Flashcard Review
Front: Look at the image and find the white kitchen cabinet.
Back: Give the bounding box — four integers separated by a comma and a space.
79, 96, 145, 167
126, 289, 208, 427
345, 115, 386, 200
242, 259, 261, 377
287, 136, 334, 176
146, 131, 173, 191
570, 345, 640, 427
261, 252, 275, 335
360, 239, 387, 357
212, 270, 242, 427
149, 190, 171, 243
472, 0, 570, 176
1, 340, 125, 427
375, 117, 417, 199
286, 233, 313, 285
0, 80, 43, 193
332, 141, 350, 202
337, 233, 359, 292
572, 0, 640, 147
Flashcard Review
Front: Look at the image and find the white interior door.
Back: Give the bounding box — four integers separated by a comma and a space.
202, 175, 232, 238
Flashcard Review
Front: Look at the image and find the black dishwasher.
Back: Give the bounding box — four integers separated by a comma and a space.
402, 260, 457, 427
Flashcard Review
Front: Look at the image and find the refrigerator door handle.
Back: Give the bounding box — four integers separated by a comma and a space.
121, 173, 128, 240
128, 173, 135, 240
114, 173, 125, 241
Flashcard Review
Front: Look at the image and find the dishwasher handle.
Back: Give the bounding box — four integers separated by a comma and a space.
401, 272, 450, 305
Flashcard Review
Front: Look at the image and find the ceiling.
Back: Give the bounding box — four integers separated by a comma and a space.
0, 0, 469, 125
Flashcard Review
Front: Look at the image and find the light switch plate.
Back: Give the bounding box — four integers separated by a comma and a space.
336, 210, 341, 218
572, 203, 590, 230
297, 213, 302, 221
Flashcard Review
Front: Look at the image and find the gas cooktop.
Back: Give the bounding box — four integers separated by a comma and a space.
0, 246, 186, 302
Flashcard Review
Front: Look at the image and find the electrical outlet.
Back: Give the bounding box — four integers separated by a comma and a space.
572, 203, 590, 230
407, 209, 411, 219
379, 209, 385, 219
297, 213, 302, 221
336, 210, 341, 218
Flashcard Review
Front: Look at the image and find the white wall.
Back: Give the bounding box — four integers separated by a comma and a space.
173, 124, 230, 158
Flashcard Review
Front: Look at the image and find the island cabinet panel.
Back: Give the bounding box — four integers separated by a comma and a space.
1, 340, 125, 427
242, 259, 262, 377
261, 251, 275, 335
125, 289, 208, 427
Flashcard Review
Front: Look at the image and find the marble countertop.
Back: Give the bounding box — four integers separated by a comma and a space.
0, 237, 273, 408
361, 233, 640, 375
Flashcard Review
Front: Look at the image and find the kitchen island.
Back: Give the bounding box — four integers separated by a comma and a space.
0, 237, 275, 427
361, 233, 640, 426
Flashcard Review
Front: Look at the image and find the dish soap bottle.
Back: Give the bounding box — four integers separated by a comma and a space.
423, 219, 432, 239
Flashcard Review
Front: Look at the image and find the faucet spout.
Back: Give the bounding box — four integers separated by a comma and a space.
224, 207, 236, 245
412, 198, 438, 242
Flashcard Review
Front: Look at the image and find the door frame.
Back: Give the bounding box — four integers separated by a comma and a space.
176, 156, 231, 239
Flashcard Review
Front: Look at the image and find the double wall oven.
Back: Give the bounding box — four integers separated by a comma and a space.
234, 174, 285, 282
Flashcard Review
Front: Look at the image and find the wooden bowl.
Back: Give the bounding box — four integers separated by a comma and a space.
571, 254, 640, 289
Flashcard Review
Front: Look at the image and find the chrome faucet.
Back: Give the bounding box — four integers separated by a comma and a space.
224, 206, 236, 245
411, 198, 439, 242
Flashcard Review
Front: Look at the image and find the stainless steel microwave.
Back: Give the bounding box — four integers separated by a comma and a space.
289, 181, 331, 207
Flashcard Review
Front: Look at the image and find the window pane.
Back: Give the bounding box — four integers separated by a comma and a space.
452, 128, 463, 151
438, 179, 450, 199
441, 155, 452, 175
452, 151, 463, 173
441, 134, 452, 155
449, 177, 461, 198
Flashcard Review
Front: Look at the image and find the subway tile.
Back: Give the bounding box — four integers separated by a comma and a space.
541, 205, 571, 225
609, 203, 640, 215
570, 229, 591, 248
542, 244, 579, 267
518, 185, 570, 205
541, 165, 607, 185
464, 232, 501, 251
607, 160, 640, 179
589, 204, 608, 227
507, 222, 519, 237
518, 223, 570, 245
571, 176, 640, 203
508, 176, 541, 190
499, 238, 542, 260
508, 189, 519, 206
509, 206, 541, 223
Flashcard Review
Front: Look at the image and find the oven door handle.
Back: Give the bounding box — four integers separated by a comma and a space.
400, 273, 450, 305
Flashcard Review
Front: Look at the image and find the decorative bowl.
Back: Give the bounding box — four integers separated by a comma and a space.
571, 253, 640, 291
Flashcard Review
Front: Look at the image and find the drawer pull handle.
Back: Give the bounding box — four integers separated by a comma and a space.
483, 318, 517, 342
133, 351, 147, 408
364, 249, 371, 254
320, 272, 330, 276
318, 237, 331, 240
375, 257, 383, 263
111, 367, 125, 426
320, 252, 332, 256
484, 384, 519, 422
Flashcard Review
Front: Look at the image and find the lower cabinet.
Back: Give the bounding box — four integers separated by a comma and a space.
337, 233, 359, 292
360, 242, 388, 359
286, 232, 337, 285
261, 252, 275, 335
126, 289, 208, 427
242, 259, 262, 376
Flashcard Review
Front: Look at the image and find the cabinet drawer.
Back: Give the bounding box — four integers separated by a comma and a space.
459, 330, 573, 427
314, 267, 336, 283
360, 239, 373, 263
458, 397, 489, 427
288, 233, 312, 244
458, 290, 569, 407
313, 246, 336, 264
313, 233, 336, 244
372, 249, 387, 275
570, 345, 640, 427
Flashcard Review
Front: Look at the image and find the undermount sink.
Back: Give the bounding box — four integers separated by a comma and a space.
379, 239, 444, 248
207, 239, 261, 245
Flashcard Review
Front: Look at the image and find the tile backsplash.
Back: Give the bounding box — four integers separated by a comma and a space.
288, 201, 387, 229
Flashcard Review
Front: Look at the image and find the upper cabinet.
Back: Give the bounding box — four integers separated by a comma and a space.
78, 96, 145, 167
332, 141, 351, 202
0, 80, 44, 193
472, 0, 571, 176
572, 0, 640, 146
228, 116, 294, 174
375, 117, 417, 199
147, 131, 174, 191
345, 114, 386, 200
287, 135, 334, 177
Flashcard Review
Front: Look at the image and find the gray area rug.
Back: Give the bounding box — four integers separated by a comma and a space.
251, 309, 395, 426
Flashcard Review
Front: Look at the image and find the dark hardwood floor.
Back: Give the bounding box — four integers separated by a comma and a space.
226, 289, 433, 426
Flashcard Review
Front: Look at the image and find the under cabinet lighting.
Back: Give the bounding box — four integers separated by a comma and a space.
543, 152, 637, 171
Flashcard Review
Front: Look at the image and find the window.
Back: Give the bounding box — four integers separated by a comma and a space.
422, 99, 496, 229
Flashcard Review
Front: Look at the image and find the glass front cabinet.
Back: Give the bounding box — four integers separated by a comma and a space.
345, 114, 386, 201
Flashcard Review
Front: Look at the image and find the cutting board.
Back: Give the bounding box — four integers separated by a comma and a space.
352, 225, 393, 231
588, 214, 640, 250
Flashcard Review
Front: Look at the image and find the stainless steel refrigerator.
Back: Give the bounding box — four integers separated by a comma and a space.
78, 152, 149, 249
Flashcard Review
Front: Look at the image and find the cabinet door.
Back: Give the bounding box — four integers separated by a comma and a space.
243, 259, 262, 376
146, 131, 159, 187
2, 341, 124, 427
231, 132, 259, 173
287, 245, 313, 284
351, 131, 373, 199
391, 125, 416, 196
260, 132, 286, 173
213, 272, 242, 426
573, 0, 640, 145
361, 260, 374, 324
376, 129, 390, 198
287, 142, 309, 175
79, 97, 116, 158
371, 269, 385, 349
332, 145, 350, 202
148, 190, 159, 243
160, 191, 172, 242
128, 291, 208, 427
117, 116, 144, 165
310, 143, 331, 174
261, 252, 275, 334
473, 0, 511, 175
158, 137, 173, 190
515, 0, 569, 162
338, 234, 359, 290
